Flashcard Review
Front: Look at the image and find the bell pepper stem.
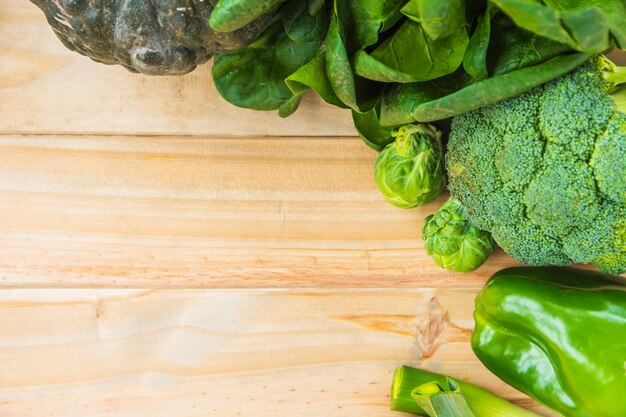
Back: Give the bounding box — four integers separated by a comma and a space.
391, 366, 543, 417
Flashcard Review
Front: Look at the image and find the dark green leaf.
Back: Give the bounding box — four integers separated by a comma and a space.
490, 0, 575, 48
487, 15, 572, 76
380, 70, 472, 126
212, 3, 325, 114
560, 7, 608, 53
325, 3, 359, 109
463, 6, 495, 80
210, 0, 286, 32
401, 0, 467, 40
352, 105, 395, 151
323, 0, 393, 111
283, 0, 329, 42
285, 52, 347, 108
354, 20, 469, 83
544, 0, 626, 49
491, 0, 620, 53
278, 94, 302, 117
308, 0, 325, 15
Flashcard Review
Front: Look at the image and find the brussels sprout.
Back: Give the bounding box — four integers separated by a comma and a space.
422, 197, 495, 272
374, 124, 445, 208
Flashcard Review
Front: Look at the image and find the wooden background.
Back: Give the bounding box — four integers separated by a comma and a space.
0, 2, 583, 416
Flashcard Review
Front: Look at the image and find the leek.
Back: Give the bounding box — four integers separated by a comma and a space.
411, 378, 477, 417
391, 366, 542, 417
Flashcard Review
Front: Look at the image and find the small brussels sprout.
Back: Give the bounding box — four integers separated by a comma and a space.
422, 197, 495, 272
374, 124, 445, 208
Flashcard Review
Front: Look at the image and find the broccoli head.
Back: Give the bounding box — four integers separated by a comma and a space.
446, 56, 626, 275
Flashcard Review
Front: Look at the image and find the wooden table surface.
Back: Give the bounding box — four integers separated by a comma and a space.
0, 2, 559, 416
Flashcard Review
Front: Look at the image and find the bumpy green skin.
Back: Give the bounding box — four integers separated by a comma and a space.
473, 266, 626, 417
31, 0, 271, 75
447, 58, 626, 274
422, 197, 495, 272
374, 124, 445, 208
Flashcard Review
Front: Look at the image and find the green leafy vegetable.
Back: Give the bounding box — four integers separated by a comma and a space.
486, 15, 572, 76
462, 5, 495, 80
324, 0, 404, 111
401, 0, 466, 40
325, 2, 359, 110
210, 0, 287, 32
212, 1, 326, 115
491, 0, 624, 53
374, 124, 445, 208
353, 19, 469, 83
423, 197, 495, 272
352, 104, 395, 152
285, 52, 346, 108
490, 0, 577, 48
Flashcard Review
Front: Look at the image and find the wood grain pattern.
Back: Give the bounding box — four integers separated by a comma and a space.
0, 289, 557, 417
0, 3, 354, 137
0, 136, 519, 288
0, 3, 572, 416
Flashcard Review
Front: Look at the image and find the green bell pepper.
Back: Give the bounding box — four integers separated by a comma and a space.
472, 266, 626, 417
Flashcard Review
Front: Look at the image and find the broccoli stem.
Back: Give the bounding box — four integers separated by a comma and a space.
601, 55, 626, 113
601, 56, 626, 92
391, 366, 542, 417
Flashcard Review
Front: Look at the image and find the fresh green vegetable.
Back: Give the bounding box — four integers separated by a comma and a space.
210, 0, 287, 32
352, 104, 395, 152
207, 0, 622, 118
353, 18, 469, 83
212, 0, 328, 116
473, 266, 626, 417
446, 55, 626, 274
411, 378, 477, 417
491, 0, 626, 51
374, 124, 445, 208
422, 197, 495, 272
391, 366, 542, 417
379, 52, 589, 125
30, 0, 273, 75
400, 0, 466, 41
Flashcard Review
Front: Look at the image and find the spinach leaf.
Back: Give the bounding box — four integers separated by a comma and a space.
325, 0, 403, 111
401, 0, 467, 40
354, 19, 469, 83
544, 0, 626, 48
283, 0, 329, 42
491, 0, 617, 53
210, 0, 287, 32
308, 0, 325, 15
352, 103, 395, 151
489, 0, 576, 48
325, 2, 359, 109
487, 15, 572, 76
463, 6, 495, 80
213, 1, 327, 115
285, 52, 347, 108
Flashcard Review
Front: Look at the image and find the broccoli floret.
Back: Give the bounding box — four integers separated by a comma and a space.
447, 56, 626, 274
